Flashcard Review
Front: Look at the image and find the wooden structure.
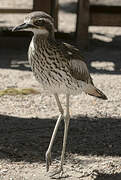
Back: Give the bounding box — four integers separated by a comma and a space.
76, 0, 89, 48
0, 0, 58, 28
1, 0, 121, 48
76, 0, 121, 48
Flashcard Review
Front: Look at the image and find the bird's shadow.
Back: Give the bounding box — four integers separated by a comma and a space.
0, 114, 121, 163
94, 172, 121, 180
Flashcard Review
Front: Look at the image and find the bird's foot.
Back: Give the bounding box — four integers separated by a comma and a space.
46, 151, 52, 172
49, 166, 69, 179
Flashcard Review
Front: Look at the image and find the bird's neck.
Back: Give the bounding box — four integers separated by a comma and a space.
33, 30, 55, 41
32, 33, 55, 49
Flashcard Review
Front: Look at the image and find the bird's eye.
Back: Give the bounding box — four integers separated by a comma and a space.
34, 20, 45, 26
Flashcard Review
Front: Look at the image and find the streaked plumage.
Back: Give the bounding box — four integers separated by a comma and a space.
13, 11, 107, 177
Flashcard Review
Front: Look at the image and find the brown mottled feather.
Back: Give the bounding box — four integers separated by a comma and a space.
56, 42, 94, 85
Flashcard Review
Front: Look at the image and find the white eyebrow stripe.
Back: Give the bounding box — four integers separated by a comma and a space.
24, 18, 33, 24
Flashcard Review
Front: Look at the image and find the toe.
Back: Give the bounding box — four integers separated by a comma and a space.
49, 167, 69, 179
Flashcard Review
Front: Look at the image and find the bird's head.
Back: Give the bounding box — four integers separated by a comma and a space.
12, 11, 55, 38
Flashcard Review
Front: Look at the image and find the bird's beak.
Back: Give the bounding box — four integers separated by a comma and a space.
12, 23, 34, 32
12, 23, 28, 32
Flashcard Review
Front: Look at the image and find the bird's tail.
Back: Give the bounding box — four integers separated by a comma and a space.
84, 84, 107, 100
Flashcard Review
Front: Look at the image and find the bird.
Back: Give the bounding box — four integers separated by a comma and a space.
12, 11, 107, 177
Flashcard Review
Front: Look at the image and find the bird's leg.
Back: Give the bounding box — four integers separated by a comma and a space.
50, 94, 70, 178
46, 93, 64, 172
60, 94, 70, 171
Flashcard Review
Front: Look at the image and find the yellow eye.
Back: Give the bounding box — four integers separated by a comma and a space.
34, 20, 45, 26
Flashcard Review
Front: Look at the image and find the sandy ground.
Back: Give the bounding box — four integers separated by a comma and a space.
0, 0, 121, 180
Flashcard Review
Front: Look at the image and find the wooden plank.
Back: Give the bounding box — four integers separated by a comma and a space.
90, 5, 121, 14
90, 5, 121, 26
76, 0, 89, 48
90, 13, 121, 26
0, 9, 32, 13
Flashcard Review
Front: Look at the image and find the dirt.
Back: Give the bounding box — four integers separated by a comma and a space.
0, 0, 121, 180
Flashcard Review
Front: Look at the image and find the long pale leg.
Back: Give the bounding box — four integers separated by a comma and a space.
60, 94, 70, 170
51, 94, 70, 177
46, 93, 64, 172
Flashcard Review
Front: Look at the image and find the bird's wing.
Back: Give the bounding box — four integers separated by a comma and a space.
62, 42, 93, 84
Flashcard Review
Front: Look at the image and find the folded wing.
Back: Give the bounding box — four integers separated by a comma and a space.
62, 42, 107, 100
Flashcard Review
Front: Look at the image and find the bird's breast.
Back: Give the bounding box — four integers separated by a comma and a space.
28, 39, 83, 94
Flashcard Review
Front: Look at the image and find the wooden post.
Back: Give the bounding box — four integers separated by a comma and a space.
76, 0, 89, 49
33, 0, 58, 29
33, 0, 51, 13
51, 0, 58, 29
